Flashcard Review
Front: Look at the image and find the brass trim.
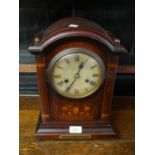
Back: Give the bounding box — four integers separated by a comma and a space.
59, 134, 92, 139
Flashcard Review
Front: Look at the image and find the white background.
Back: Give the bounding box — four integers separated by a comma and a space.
0, 0, 155, 154
135, 0, 155, 154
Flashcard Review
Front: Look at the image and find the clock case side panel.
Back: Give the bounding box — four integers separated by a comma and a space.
35, 55, 51, 122
101, 54, 119, 124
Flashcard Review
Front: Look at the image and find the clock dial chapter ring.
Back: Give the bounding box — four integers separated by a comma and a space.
47, 48, 106, 99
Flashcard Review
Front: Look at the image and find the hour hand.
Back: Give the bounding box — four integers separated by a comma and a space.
79, 61, 84, 69
79, 58, 88, 69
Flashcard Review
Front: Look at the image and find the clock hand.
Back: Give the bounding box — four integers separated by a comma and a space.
66, 61, 84, 92
65, 77, 77, 92
77, 58, 88, 72
79, 61, 84, 69
76, 61, 84, 75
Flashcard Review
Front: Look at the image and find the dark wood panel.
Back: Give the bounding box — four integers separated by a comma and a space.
114, 74, 135, 96
20, 0, 134, 8
19, 73, 38, 94
117, 66, 135, 74
19, 49, 36, 64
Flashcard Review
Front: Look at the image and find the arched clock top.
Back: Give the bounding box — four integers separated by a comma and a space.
28, 17, 127, 54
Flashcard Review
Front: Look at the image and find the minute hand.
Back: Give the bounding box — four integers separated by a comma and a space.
65, 77, 77, 92
66, 61, 84, 92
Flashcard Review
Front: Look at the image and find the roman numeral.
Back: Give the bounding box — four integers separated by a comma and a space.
75, 55, 80, 61
54, 74, 61, 78
57, 81, 63, 86
90, 65, 97, 69
93, 74, 99, 77
74, 89, 79, 95
89, 81, 96, 86
64, 58, 70, 64
56, 66, 63, 69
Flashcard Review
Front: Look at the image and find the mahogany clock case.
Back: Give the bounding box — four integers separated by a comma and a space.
34, 39, 119, 140
28, 16, 127, 140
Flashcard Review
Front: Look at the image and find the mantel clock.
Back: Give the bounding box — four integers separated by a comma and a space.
28, 17, 127, 140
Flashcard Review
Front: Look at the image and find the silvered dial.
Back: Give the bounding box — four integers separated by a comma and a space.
47, 48, 105, 99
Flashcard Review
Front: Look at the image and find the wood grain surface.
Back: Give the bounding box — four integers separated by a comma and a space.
20, 96, 135, 155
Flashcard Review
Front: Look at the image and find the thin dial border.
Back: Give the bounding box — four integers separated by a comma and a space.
46, 48, 106, 99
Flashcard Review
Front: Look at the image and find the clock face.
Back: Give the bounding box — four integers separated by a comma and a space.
47, 48, 105, 99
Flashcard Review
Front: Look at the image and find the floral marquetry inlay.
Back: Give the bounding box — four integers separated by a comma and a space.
54, 103, 99, 121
